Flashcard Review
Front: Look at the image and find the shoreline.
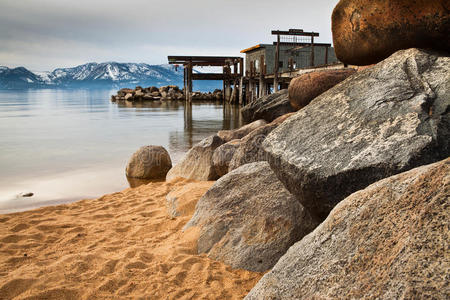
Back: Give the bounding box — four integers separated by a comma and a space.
0, 178, 263, 299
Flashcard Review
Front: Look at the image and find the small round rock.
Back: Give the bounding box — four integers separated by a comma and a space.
126, 146, 172, 180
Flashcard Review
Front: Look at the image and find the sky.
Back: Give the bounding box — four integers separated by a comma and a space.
0, 0, 339, 71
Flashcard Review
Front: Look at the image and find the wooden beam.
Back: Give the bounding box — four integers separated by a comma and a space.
271, 30, 319, 37
191, 73, 240, 80
274, 34, 280, 92
272, 42, 331, 47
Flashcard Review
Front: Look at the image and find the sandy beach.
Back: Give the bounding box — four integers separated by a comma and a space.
0, 178, 262, 299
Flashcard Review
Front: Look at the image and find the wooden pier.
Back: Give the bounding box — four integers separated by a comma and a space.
167, 56, 243, 103
168, 29, 341, 105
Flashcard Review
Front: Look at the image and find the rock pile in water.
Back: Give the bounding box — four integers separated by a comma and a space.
111, 85, 224, 102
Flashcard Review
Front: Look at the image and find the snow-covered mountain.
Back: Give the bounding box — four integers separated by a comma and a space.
0, 62, 219, 90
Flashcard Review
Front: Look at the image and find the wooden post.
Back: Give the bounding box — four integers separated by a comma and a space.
230, 79, 238, 103
187, 62, 193, 102
183, 65, 187, 100
325, 46, 329, 65
310, 33, 315, 67
259, 55, 265, 97
274, 34, 280, 92
239, 76, 244, 105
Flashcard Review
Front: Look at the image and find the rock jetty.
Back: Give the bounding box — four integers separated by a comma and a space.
111, 85, 224, 102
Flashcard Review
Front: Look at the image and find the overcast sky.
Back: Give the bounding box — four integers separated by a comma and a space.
0, 0, 339, 71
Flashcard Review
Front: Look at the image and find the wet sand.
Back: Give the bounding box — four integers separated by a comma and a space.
0, 178, 262, 299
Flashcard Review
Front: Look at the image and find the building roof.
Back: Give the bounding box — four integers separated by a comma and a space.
240, 44, 268, 54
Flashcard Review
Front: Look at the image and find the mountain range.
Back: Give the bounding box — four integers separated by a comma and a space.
0, 62, 220, 91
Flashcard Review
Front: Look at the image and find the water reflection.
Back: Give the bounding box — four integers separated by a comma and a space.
0, 89, 243, 211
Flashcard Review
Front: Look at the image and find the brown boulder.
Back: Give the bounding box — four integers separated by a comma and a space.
289, 68, 356, 110
332, 0, 450, 66
212, 139, 241, 177
166, 135, 224, 181
126, 146, 172, 180
217, 119, 267, 142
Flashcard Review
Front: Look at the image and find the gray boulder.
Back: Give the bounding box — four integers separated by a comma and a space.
212, 139, 241, 177
217, 119, 267, 142
166, 135, 224, 181
241, 89, 294, 123
184, 162, 317, 272
263, 48, 450, 220
126, 146, 172, 180
229, 112, 296, 172
246, 158, 450, 299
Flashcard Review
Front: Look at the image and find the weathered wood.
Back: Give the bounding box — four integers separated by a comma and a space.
274, 34, 280, 92
310, 34, 315, 67
325, 46, 329, 65
239, 77, 244, 105
271, 30, 319, 37
187, 62, 193, 102
192, 73, 240, 81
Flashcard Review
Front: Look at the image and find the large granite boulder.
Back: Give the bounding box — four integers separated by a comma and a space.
263, 48, 450, 220
185, 162, 316, 272
125, 146, 172, 180
217, 119, 266, 142
229, 113, 296, 172
246, 158, 450, 299
166, 135, 224, 181
332, 0, 450, 65
241, 89, 294, 123
212, 139, 241, 177
289, 68, 356, 111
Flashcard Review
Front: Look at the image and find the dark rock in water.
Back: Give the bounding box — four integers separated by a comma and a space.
126, 146, 172, 180
263, 48, 450, 220
289, 68, 356, 111
212, 139, 241, 177
241, 89, 294, 123
332, 0, 450, 65
20, 192, 34, 197
246, 158, 450, 299
217, 119, 266, 142
185, 162, 317, 272
166, 135, 224, 181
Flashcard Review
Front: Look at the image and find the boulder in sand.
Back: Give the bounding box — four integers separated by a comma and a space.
217, 119, 267, 142
246, 158, 450, 299
166, 135, 224, 181
185, 162, 317, 272
212, 139, 241, 177
263, 48, 450, 220
332, 0, 450, 65
241, 89, 295, 123
289, 68, 356, 110
126, 146, 172, 180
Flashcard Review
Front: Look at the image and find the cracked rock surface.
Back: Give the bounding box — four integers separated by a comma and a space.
184, 162, 317, 272
263, 48, 450, 220
246, 158, 450, 299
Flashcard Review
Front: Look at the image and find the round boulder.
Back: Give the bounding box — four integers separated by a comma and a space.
332, 0, 450, 66
289, 68, 356, 110
126, 146, 172, 180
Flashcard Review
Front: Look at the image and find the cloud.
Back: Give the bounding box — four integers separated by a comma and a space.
0, 0, 339, 70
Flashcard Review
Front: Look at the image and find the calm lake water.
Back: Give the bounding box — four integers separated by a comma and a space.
0, 89, 243, 213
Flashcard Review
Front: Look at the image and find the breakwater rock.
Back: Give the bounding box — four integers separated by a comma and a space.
111, 85, 224, 102
246, 158, 450, 299
332, 0, 450, 65
185, 162, 317, 272
263, 48, 450, 220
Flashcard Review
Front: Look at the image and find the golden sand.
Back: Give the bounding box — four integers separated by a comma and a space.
0, 178, 262, 299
